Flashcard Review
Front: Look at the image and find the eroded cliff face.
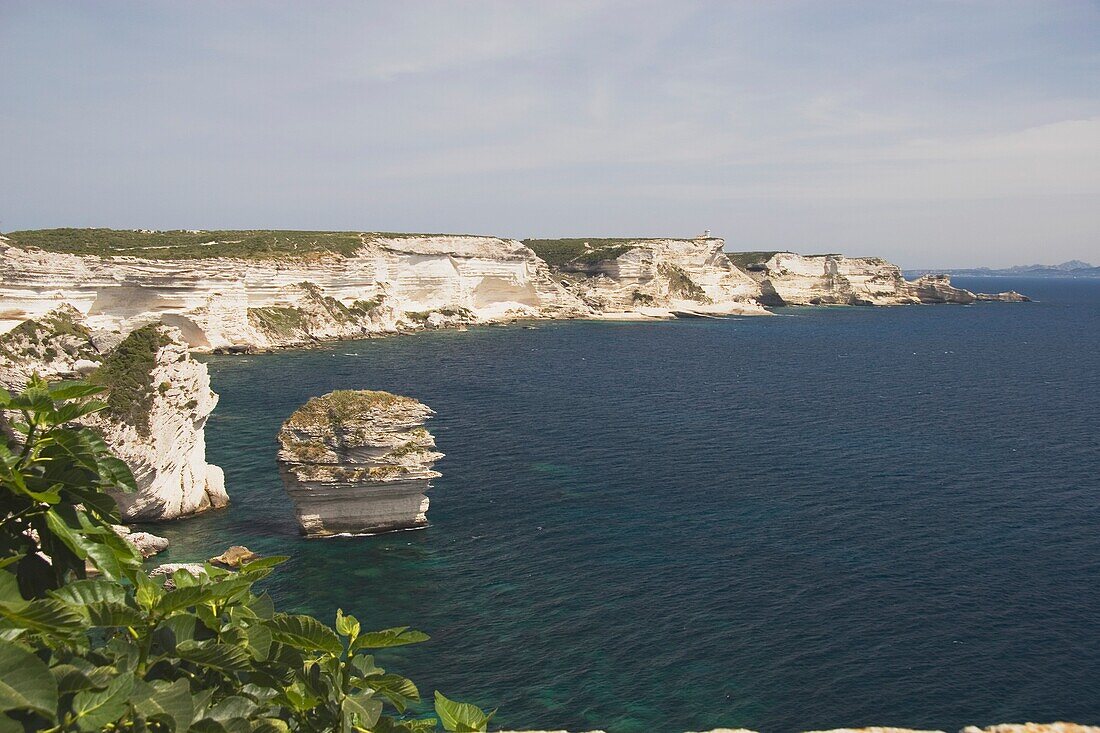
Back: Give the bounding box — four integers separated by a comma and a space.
0, 308, 226, 521
0, 232, 1031, 353
741, 253, 995, 306
277, 390, 442, 537
538, 238, 768, 317
0, 233, 589, 351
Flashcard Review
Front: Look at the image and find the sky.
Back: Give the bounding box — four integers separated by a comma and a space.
1, 1, 1098, 268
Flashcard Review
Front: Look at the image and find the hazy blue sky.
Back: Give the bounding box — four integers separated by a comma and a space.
2, 1, 1098, 267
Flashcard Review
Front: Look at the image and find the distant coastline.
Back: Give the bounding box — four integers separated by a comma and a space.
906, 260, 1099, 278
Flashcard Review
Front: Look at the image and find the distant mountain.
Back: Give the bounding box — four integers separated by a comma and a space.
906, 260, 1100, 278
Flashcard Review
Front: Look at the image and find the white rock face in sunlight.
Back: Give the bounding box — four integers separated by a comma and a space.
277, 390, 443, 537
0, 310, 226, 521
0, 233, 590, 350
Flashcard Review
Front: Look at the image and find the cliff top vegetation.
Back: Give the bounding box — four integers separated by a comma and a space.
90, 324, 173, 436
523, 238, 665, 267
2, 229, 481, 261
285, 390, 423, 430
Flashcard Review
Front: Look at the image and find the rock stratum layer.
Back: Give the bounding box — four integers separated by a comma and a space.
0, 232, 586, 351
0, 230, 1026, 351
277, 389, 442, 537
733, 252, 1031, 306
0, 306, 226, 521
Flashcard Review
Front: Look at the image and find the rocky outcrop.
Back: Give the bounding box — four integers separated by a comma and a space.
112, 525, 169, 559
528, 237, 768, 317
742, 253, 922, 306
0, 308, 227, 521
976, 290, 1031, 302
736, 253, 1024, 306
209, 545, 259, 568
0, 233, 589, 351
277, 390, 443, 537
905, 274, 976, 304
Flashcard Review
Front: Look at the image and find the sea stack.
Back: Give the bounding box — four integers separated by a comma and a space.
276, 390, 443, 537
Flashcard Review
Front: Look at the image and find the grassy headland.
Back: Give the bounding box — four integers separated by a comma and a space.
1, 228, 480, 260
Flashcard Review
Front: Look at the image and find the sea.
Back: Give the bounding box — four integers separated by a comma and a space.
152, 277, 1100, 733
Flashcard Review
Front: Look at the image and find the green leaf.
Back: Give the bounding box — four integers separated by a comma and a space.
336, 608, 360, 639
433, 691, 493, 733
176, 640, 252, 673
244, 624, 272, 661
85, 600, 145, 627
157, 613, 198, 648
0, 639, 57, 720
134, 571, 163, 611
71, 671, 134, 731
342, 690, 382, 730
51, 664, 101, 695
206, 695, 258, 722
0, 598, 84, 635
372, 718, 439, 733
352, 626, 429, 651
156, 583, 219, 615
133, 678, 194, 732
350, 654, 383, 678
365, 674, 420, 713
50, 578, 126, 606
47, 382, 105, 401
247, 593, 275, 620
237, 556, 289, 575
249, 719, 290, 733
0, 574, 22, 606
97, 456, 136, 493
268, 614, 343, 655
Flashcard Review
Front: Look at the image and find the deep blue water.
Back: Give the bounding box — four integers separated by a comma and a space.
153, 277, 1100, 733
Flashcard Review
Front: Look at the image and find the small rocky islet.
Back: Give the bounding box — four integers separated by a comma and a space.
277, 389, 442, 537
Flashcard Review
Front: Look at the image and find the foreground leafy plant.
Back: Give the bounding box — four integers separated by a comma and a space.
0, 377, 493, 732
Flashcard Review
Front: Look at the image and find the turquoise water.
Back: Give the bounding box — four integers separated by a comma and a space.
151, 277, 1100, 733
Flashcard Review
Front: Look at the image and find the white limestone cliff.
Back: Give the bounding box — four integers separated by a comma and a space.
0, 233, 589, 351
738, 252, 999, 306
0, 308, 226, 521
543, 238, 768, 317
277, 390, 443, 537
0, 232, 1031, 353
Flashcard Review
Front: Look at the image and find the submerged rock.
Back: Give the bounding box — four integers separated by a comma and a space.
209, 545, 259, 568
277, 390, 443, 537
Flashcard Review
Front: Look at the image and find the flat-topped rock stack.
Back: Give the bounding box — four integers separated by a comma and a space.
277, 389, 443, 537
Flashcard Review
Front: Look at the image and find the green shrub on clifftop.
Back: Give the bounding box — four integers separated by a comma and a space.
90, 325, 172, 436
